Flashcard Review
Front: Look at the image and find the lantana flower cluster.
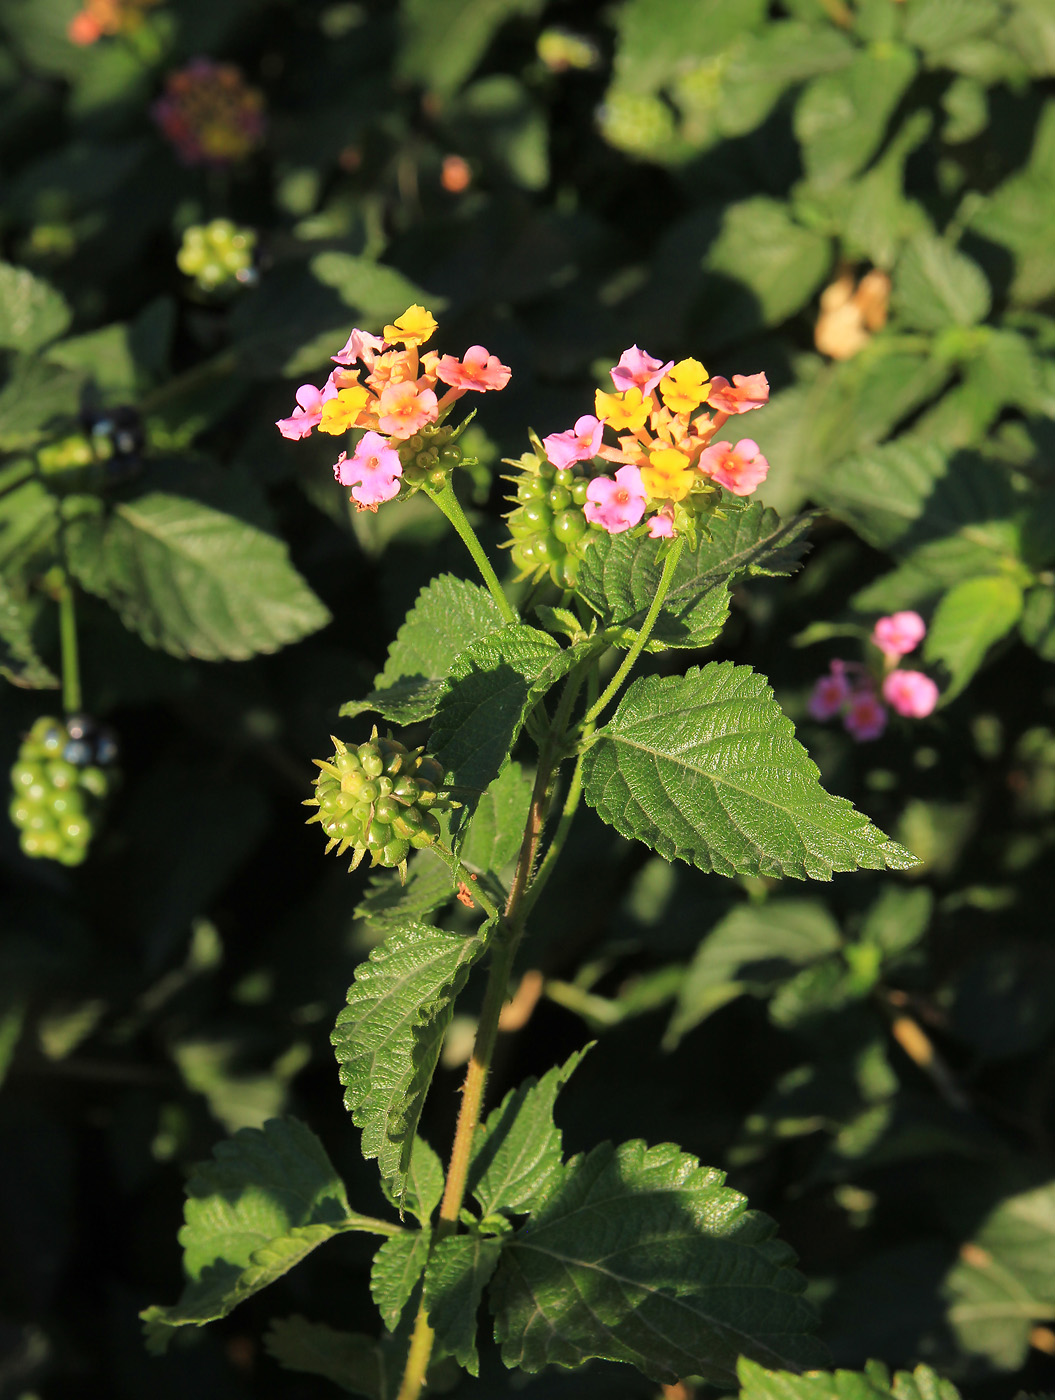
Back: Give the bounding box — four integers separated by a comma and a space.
68, 0, 159, 44
809, 611, 940, 742
544, 345, 772, 542
153, 60, 266, 166
275, 305, 511, 511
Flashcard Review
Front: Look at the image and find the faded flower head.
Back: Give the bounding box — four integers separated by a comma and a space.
154, 59, 266, 166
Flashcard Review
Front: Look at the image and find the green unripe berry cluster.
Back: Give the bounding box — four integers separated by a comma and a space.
503, 455, 599, 589
305, 730, 450, 880
397, 423, 464, 491
9, 715, 118, 865
177, 219, 256, 292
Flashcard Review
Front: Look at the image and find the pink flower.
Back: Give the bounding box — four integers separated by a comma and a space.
435, 345, 511, 392
844, 692, 888, 742
610, 346, 674, 398
584, 466, 647, 534
882, 670, 939, 718
697, 438, 770, 496
872, 611, 926, 657
376, 379, 438, 438
706, 373, 770, 415
543, 415, 604, 470
808, 662, 852, 720
647, 506, 675, 539
276, 379, 338, 440
332, 328, 384, 368
333, 432, 403, 510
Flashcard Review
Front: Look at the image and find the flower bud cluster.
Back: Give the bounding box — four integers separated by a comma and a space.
177, 219, 257, 292
502, 450, 600, 588
809, 612, 940, 742
535, 345, 772, 546
304, 731, 451, 880
275, 306, 511, 513
153, 60, 266, 166
9, 715, 119, 865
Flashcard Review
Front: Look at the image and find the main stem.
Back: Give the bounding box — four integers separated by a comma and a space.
427, 479, 516, 624
58, 577, 82, 716
396, 709, 569, 1400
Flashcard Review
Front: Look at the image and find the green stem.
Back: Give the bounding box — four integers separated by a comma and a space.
581, 537, 683, 727
425, 479, 516, 624
58, 578, 82, 716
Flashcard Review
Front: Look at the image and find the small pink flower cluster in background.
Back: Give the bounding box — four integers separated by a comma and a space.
275, 306, 511, 510
541, 345, 771, 537
153, 59, 266, 166
808, 611, 940, 742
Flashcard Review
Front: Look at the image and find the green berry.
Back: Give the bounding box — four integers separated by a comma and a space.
503, 454, 601, 586
9, 714, 117, 864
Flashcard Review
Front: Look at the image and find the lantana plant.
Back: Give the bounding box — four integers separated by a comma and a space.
144, 308, 918, 1398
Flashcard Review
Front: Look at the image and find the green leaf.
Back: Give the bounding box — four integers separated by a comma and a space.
332, 921, 490, 1190
354, 850, 455, 939
943, 1180, 1055, 1368
431, 625, 587, 792
371, 1230, 431, 1331
714, 22, 856, 139
795, 45, 918, 189
577, 504, 814, 649
468, 1048, 591, 1218
858, 884, 933, 962
265, 1316, 403, 1399
380, 1136, 445, 1226
140, 1118, 384, 1351
47, 322, 139, 395
1020, 585, 1055, 661
613, 0, 766, 93
969, 100, 1055, 305
310, 253, 445, 325
736, 1358, 962, 1400
924, 575, 1023, 702
666, 900, 842, 1047
0, 577, 57, 688
891, 233, 991, 332
0, 262, 71, 353
0, 357, 82, 452
397, 0, 547, 97
82, 493, 331, 661
583, 664, 916, 880
424, 1233, 504, 1375
459, 761, 534, 875
490, 1139, 823, 1384
341, 574, 503, 724
0, 477, 61, 573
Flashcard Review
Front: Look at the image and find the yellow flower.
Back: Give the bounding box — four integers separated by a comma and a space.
595, 385, 650, 431
640, 446, 693, 501
658, 358, 709, 414
384, 305, 438, 347
318, 384, 371, 435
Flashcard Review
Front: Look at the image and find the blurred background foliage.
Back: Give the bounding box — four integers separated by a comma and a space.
1, 0, 1055, 1395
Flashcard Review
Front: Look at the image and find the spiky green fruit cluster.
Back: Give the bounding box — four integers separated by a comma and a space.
9, 715, 118, 865
177, 219, 256, 291
305, 731, 449, 880
503, 452, 600, 589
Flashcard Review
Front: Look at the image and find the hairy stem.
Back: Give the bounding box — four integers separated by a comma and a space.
426, 479, 516, 624
58, 577, 82, 716
582, 536, 683, 728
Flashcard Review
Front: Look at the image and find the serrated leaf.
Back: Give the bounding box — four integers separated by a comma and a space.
924, 575, 1023, 703
0, 357, 82, 452
140, 1118, 383, 1351
380, 1136, 445, 1225
612, 0, 766, 93
0, 477, 61, 574
943, 1180, 1055, 1369
491, 1139, 824, 1384
795, 45, 918, 189
1020, 585, 1055, 661
666, 900, 842, 1047
736, 1358, 962, 1400
85, 493, 330, 660
0, 577, 57, 688
332, 921, 490, 1190
265, 1316, 403, 1399
468, 1047, 591, 1218
459, 761, 534, 875
859, 885, 932, 961
424, 1233, 504, 1375
576, 505, 814, 649
371, 1230, 431, 1331
341, 574, 502, 723
583, 664, 915, 881
431, 625, 588, 792
891, 233, 991, 332
354, 850, 455, 939
0, 261, 71, 353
